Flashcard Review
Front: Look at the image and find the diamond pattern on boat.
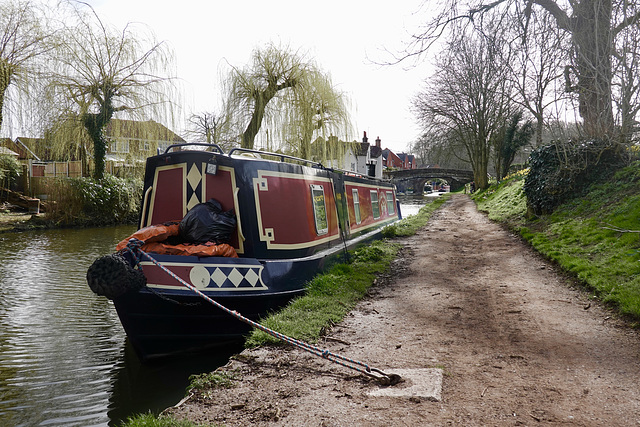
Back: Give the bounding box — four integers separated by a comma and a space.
244, 269, 260, 287
186, 192, 200, 211
186, 163, 203, 210
187, 163, 202, 191
143, 256, 267, 291
228, 268, 244, 287
211, 267, 227, 287
192, 265, 267, 290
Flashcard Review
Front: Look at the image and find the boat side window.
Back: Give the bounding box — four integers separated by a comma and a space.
311, 185, 328, 235
371, 190, 380, 219
352, 189, 361, 224
386, 191, 395, 215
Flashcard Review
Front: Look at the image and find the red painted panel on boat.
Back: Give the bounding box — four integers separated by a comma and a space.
150, 167, 184, 224
257, 176, 338, 244
205, 169, 239, 248
345, 183, 397, 232
143, 263, 192, 288
205, 169, 235, 211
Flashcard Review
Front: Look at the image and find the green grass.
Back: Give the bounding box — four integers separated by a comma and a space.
245, 198, 451, 347
245, 240, 402, 346
187, 370, 236, 392
474, 163, 640, 320
119, 413, 207, 427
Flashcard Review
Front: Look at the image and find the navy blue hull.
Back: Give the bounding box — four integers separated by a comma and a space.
114, 287, 303, 360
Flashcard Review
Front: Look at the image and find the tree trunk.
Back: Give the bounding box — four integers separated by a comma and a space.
84, 114, 108, 180
83, 88, 116, 179
242, 85, 279, 149
534, 0, 615, 139
572, 0, 614, 139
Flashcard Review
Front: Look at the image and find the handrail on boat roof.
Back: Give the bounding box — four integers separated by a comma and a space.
228, 147, 326, 169
161, 142, 225, 155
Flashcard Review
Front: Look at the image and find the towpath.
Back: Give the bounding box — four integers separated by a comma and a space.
167, 194, 640, 426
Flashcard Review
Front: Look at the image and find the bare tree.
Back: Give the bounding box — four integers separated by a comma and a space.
47, 2, 176, 179
612, 2, 640, 145
401, 0, 640, 142
186, 111, 236, 150
223, 43, 352, 158
412, 129, 470, 169
508, 6, 569, 146
412, 20, 513, 189
0, 0, 51, 133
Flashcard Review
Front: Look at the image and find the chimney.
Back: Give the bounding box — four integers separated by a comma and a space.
375, 136, 381, 148
362, 131, 368, 143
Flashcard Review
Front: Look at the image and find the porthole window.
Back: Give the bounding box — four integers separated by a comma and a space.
311, 185, 328, 235
386, 191, 395, 215
352, 189, 361, 224
371, 190, 380, 219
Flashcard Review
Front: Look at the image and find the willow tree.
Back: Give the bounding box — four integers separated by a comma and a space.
0, 0, 50, 133
48, 2, 176, 179
223, 44, 353, 159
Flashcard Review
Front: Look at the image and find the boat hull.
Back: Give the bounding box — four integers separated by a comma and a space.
114, 286, 302, 360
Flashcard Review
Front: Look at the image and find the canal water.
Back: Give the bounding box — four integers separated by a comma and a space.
0, 198, 429, 426
398, 193, 439, 217
0, 226, 240, 426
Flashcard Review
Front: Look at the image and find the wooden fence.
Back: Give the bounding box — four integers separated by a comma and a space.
20, 161, 84, 197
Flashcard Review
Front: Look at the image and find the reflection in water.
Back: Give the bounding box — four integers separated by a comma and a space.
0, 226, 238, 426
107, 343, 243, 424
398, 193, 433, 217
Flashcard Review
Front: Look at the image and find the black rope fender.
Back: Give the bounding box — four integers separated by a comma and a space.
86, 251, 146, 300
124, 238, 401, 386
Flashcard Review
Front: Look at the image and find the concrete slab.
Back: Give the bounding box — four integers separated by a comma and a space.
368, 368, 443, 402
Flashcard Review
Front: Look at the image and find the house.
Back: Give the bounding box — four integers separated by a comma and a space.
345, 132, 383, 178
397, 152, 417, 170
5, 137, 47, 161
311, 132, 384, 179
381, 148, 417, 170
333, 132, 384, 179
382, 148, 403, 169
104, 119, 186, 163
0, 146, 19, 157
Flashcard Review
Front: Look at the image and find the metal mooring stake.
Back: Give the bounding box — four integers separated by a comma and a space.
126, 239, 402, 386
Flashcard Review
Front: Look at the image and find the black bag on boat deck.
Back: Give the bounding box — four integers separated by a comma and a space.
179, 198, 237, 244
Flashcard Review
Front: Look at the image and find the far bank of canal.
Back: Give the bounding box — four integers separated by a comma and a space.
0, 197, 434, 425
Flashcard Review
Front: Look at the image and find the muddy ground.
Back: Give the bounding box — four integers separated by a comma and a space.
166, 194, 640, 426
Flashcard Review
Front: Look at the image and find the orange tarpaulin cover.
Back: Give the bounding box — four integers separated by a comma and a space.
116, 222, 238, 258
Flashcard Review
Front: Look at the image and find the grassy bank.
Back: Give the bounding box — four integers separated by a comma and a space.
474, 164, 640, 322
247, 193, 450, 347
121, 194, 450, 426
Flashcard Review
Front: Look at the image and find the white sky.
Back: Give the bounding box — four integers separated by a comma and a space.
85, 0, 434, 153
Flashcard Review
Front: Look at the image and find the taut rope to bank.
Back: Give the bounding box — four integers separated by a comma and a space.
124, 238, 401, 386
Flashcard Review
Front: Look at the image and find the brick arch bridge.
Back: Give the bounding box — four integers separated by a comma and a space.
384, 167, 475, 193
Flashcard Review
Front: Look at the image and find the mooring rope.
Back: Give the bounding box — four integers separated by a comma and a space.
124, 238, 399, 385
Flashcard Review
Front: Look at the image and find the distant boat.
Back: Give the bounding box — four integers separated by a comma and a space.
87, 144, 400, 360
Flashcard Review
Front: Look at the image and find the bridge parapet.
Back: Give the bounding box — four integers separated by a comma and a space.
385, 167, 474, 193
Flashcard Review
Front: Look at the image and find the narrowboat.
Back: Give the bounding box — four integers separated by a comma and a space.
87, 143, 400, 360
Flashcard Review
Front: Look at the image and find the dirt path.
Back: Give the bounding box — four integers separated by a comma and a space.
167, 194, 640, 426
